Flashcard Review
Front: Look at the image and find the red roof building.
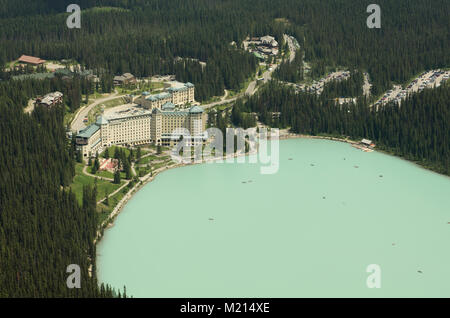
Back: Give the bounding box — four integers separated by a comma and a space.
18, 55, 46, 65
99, 158, 119, 172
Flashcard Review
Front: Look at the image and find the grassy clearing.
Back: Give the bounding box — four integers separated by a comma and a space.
70, 163, 124, 205
95, 169, 127, 180
137, 81, 168, 93
137, 154, 170, 165
100, 145, 132, 159
100, 145, 152, 161
95, 149, 175, 224
97, 186, 129, 224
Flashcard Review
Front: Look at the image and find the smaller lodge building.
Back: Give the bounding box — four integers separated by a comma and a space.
35, 91, 63, 108
18, 55, 46, 66
114, 73, 136, 85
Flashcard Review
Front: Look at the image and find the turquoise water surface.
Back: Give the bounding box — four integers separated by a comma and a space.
97, 139, 450, 297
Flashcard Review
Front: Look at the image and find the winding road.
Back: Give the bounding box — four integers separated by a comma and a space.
70, 91, 126, 132
201, 61, 278, 110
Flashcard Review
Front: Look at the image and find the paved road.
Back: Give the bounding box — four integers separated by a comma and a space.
71, 92, 125, 132
202, 96, 238, 110
283, 34, 297, 63
201, 65, 278, 110
24, 99, 35, 114
245, 80, 257, 96
363, 72, 372, 97
202, 34, 302, 110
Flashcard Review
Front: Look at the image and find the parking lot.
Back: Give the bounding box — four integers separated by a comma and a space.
373, 69, 450, 108
295, 71, 351, 94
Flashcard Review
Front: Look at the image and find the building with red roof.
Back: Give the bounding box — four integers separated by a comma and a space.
18, 55, 46, 66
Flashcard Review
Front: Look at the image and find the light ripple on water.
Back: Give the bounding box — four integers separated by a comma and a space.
97, 139, 450, 297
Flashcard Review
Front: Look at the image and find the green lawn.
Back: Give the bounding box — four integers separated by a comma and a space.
137, 154, 170, 165
137, 81, 168, 93
153, 159, 174, 170
97, 180, 137, 225
97, 188, 127, 224
95, 169, 127, 180
70, 163, 124, 205
100, 145, 131, 159
101, 145, 152, 159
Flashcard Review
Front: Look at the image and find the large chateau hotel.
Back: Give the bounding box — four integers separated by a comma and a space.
76, 82, 207, 157
135, 82, 195, 109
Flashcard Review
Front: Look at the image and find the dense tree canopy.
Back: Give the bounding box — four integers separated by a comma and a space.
1, 0, 448, 99
0, 0, 448, 297
321, 71, 364, 99
0, 93, 119, 296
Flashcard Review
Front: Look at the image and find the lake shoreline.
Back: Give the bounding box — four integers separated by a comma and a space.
94, 132, 447, 279
95, 133, 362, 244
278, 132, 450, 178
96, 135, 450, 297
94, 147, 259, 245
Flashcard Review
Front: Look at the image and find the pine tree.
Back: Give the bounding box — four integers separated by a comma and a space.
114, 170, 121, 184
136, 147, 142, 162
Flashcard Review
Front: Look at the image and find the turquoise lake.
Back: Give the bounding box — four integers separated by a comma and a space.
97, 138, 450, 297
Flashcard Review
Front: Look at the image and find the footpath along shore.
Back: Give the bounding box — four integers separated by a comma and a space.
271, 129, 363, 148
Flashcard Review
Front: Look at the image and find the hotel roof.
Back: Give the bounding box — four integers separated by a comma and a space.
146, 92, 171, 101
189, 106, 203, 113
77, 124, 100, 139
162, 102, 176, 110
162, 111, 190, 116
105, 107, 152, 121
153, 107, 188, 116
154, 106, 203, 116
96, 115, 109, 125
167, 82, 195, 92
